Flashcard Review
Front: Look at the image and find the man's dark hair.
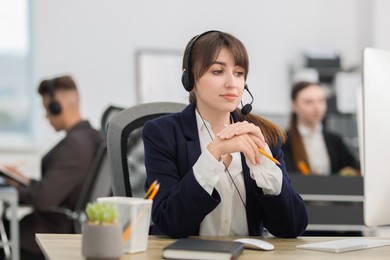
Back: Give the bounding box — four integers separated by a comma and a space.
37, 75, 77, 96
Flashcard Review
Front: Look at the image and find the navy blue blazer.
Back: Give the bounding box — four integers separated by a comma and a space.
142, 104, 308, 238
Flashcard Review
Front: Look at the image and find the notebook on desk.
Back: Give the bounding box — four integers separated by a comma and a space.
296, 238, 390, 253
162, 238, 244, 260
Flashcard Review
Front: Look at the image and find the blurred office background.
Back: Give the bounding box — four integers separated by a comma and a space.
0, 0, 389, 178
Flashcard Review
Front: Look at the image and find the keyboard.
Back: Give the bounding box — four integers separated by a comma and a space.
296, 238, 390, 253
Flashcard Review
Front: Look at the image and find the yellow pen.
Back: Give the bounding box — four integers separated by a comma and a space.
122, 220, 131, 244
297, 160, 310, 175
147, 183, 160, 200
144, 180, 158, 199
258, 148, 281, 165
123, 182, 160, 243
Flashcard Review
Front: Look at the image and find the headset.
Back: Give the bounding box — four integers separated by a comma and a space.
181, 30, 221, 92
181, 30, 254, 115
47, 77, 62, 115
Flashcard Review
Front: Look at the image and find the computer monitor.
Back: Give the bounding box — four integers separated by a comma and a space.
361, 47, 390, 226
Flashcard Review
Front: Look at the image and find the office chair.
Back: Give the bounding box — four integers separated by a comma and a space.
47, 106, 122, 233
0, 217, 10, 258
107, 102, 187, 197
100, 105, 124, 136
71, 141, 112, 233
48, 141, 112, 233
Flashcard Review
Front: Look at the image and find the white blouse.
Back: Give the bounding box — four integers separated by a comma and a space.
192, 111, 282, 236
298, 123, 331, 175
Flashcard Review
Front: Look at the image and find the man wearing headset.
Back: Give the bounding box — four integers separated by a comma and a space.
2, 75, 102, 260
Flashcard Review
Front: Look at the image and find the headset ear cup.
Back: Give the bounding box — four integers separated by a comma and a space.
181, 71, 189, 91
47, 77, 62, 115
182, 70, 193, 92
49, 101, 62, 115
182, 30, 221, 92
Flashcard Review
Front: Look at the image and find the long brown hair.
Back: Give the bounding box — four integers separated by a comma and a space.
187, 31, 285, 147
289, 81, 321, 171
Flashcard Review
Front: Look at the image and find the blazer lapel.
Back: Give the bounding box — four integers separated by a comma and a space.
180, 104, 202, 168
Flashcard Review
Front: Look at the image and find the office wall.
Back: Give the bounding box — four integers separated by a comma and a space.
32, 0, 366, 151
372, 0, 390, 50
3, 0, 384, 167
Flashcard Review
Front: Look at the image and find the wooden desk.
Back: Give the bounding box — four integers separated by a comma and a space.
36, 234, 390, 260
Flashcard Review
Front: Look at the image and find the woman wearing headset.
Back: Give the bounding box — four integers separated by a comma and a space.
142, 31, 308, 238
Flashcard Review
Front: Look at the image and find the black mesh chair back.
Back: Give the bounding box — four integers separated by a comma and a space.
107, 102, 187, 197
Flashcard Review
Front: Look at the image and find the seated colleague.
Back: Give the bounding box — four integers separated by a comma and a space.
142, 31, 308, 239
2, 75, 102, 259
282, 81, 359, 176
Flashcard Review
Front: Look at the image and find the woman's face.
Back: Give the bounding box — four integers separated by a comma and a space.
193, 47, 246, 114
292, 84, 327, 127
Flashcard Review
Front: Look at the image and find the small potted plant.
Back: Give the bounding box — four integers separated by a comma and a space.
81, 202, 123, 259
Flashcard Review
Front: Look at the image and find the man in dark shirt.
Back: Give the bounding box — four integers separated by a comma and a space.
3, 75, 102, 259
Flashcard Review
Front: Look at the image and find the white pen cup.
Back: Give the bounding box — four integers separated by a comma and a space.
97, 196, 152, 253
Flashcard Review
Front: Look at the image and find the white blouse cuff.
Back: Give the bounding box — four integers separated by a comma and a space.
193, 149, 225, 195
247, 145, 283, 195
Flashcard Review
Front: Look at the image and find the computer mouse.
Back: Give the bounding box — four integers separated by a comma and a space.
234, 238, 275, 251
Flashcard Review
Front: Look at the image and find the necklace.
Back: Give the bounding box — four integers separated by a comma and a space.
197, 109, 247, 209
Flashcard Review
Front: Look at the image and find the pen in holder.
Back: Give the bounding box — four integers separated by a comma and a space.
97, 196, 153, 254
121, 181, 160, 244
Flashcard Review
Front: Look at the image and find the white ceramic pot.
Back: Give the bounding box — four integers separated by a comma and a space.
81, 223, 122, 259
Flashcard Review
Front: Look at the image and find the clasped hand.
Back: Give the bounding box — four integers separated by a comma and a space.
207, 121, 266, 165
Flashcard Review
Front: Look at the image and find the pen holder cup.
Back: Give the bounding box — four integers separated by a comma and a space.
97, 197, 152, 253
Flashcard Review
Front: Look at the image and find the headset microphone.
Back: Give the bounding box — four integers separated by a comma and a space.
241, 84, 254, 115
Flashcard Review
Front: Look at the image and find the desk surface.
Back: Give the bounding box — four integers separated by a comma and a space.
36, 234, 390, 260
